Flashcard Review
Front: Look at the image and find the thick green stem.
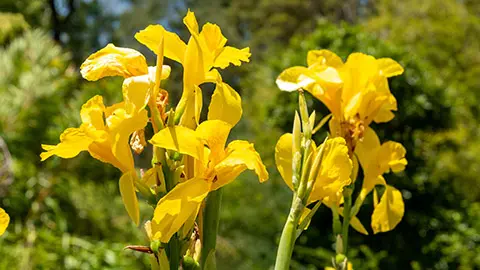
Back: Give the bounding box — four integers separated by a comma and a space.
275, 195, 303, 270
200, 188, 223, 268
167, 237, 180, 270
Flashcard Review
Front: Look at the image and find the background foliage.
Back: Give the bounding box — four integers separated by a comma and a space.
0, 0, 478, 269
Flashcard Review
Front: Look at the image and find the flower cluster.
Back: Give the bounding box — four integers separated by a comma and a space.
277, 49, 407, 234
40, 10, 268, 268
275, 50, 407, 269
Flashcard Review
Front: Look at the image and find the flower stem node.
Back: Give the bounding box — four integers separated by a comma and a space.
150, 240, 161, 254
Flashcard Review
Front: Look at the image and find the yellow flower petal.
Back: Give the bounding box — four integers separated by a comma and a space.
80, 95, 106, 130
355, 127, 380, 170
275, 133, 294, 190
149, 126, 204, 161
371, 185, 404, 234
119, 171, 140, 225
213, 46, 251, 69
377, 141, 408, 173
195, 120, 232, 163
88, 139, 129, 172
305, 66, 343, 117
199, 23, 227, 59
134, 25, 187, 63
176, 85, 203, 129
276, 66, 315, 92
80, 44, 148, 81
122, 75, 151, 113
337, 207, 368, 235
307, 49, 344, 68
377, 58, 404, 77
148, 65, 171, 81
309, 137, 352, 204
213, 140, 268, 189
183, 10, 199, 35
106, 107, 149, 172
0, 207, 9, 236
40, 126, 95, 161
207, 82, 243, 127
350, 215, 368, 235
361, 175, 387, 200
183, 36, 205, 88
151, 177, 211, 243
373, 94, 397, 123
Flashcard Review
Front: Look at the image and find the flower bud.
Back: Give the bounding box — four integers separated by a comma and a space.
335, 235, 344, 254
298, 92, 311, 139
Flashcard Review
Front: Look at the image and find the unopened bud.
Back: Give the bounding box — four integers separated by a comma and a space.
309, 111, 316, 131
298, 92, 311, 139
292, 152, 302, 190
335, 235, 344, 254
307, 136, 327, 186
335, 253, 346, 265
293, 111, 301, 154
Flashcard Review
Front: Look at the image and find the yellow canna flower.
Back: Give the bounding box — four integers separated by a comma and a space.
277, 50, 403, 149
148, 120, 268, 242
80, 42, 171, 130
352, 127, 407, 234
40, 95, 148, 225
0, 207, 9, 236
135, 10, 249, 128
275, 133, 352, 205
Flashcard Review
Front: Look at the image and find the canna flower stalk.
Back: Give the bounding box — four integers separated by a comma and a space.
274, 92, 352, 270
41, 9, 261, 269
276, 50, 407, 269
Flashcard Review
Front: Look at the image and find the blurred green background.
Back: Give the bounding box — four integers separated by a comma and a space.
0, 0, 479, 269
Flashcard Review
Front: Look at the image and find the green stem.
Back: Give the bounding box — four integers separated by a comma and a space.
275, 195, 303, 270
200, 188, 223, 268
167, 236, 180, 270
341, 191, 352, 255
161, 160, 181, 270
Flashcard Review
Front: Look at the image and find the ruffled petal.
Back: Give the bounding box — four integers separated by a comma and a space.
213, 47, 251, 69
213, 140, 268, 189
309, 137, 352, 204
377, 141, 408, 173
80, 44, 148, 81
40, 126, 95, 161
307, 49, 344, 68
